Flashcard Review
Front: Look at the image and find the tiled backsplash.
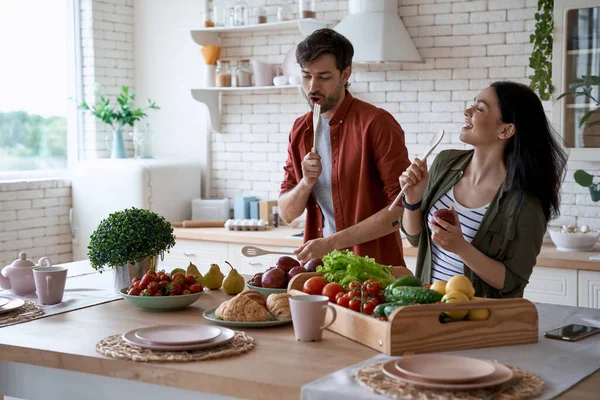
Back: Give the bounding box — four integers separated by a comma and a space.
209, 0, 600, 230
0, 180, 73, 268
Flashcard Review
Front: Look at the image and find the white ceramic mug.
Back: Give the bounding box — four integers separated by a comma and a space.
33, 266, 68, 305
289, 295, 337, 342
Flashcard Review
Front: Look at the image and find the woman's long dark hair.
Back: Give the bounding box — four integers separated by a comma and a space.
491, 81, 567, 221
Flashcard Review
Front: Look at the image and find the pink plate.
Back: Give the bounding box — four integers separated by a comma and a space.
135, 325, 221, 345
123, 327, 235, 351
395, 354, 496, 383
382, 360, 513, 390
0, 298, 25, 315
0, 297, 9, 308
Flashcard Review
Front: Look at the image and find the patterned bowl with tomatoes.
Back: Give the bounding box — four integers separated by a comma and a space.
246, 280, 287, 297
119, 288, 205, 311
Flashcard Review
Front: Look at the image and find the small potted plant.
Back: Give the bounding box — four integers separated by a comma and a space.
79, 86, 159, 159
574, 170, 600, 202
88, 207, 176, 292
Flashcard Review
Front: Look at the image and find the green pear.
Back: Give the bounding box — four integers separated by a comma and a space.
203, 263, 225, 290
186, 262, 203, 285
222, 261, 245, 295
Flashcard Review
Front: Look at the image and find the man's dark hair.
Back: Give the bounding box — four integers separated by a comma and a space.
296, 28, 354, 88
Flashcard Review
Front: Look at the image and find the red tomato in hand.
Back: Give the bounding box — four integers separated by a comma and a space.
303, 277, 329, 295
336, 294, 351, 308
349, 297, 362, 312
322, 283, 345, 303
362, 280, 380, 295
362, 298, 379, 315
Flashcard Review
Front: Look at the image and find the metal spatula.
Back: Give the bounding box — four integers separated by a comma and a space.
312, 103, 321, 152
241, 246, 296, 257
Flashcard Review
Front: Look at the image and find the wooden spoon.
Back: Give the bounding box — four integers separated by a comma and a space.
241, 246, 296, 257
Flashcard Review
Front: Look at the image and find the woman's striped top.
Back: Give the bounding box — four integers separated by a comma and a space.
427, 187, 489, 283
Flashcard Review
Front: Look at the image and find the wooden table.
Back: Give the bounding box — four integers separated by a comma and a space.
0, 268, 598, 400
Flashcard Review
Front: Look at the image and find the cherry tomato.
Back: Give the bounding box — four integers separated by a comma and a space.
349, 297, 362, 312
131, 277, 141, 286
362, 298, 379, 315
138, 274, 153, 290
184, 275, 196, 285
348, 281, 362, 293
171, 273, 185, 284
171, 281, 183, 295
335, 292, 346, 302
362, 280, 380, 295
336, 294, 351, 308
322, 282, 345, 303
147, 281, 159, 294
303, 277, 329, 295
127, 287, 141, 296
158, 273, 171, 282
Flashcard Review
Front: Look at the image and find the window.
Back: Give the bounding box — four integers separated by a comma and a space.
0, 0, 81, 179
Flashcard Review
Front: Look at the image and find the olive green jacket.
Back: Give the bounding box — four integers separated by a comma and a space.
402, 150, 547, 298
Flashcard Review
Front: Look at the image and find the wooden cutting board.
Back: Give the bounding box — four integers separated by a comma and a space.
175, 220, 226, 228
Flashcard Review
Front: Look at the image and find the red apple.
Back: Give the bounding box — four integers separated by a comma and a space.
433, 209, 456, 226
276, 256, 300, 273
261, 268, 287, 288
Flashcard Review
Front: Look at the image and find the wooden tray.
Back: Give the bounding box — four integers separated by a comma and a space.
288, 272, 538, 356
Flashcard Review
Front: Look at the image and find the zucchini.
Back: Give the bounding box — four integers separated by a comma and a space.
389, 286, 443, 305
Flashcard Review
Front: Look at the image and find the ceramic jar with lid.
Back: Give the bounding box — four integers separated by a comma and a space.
215, 60, 232, 87
235, 59, 253, 87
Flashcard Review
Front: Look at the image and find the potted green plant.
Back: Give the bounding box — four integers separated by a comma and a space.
79, 86, 159, 159
88, 207, 176, 292
574, 170, 600, 202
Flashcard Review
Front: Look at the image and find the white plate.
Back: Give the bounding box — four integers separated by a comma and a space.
382, 360, 513, 390
122, 327, 235, 351
135, 324, 222, 345
282, 45, 301, 78
0, 297, 9, 308
0, 298, 25, 315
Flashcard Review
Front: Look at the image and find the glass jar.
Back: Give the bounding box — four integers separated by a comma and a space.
130, 123, 155, 159
213, 0, 228, 27
235, 59, 253, 87
299, 0, 316, 19
233, 0, 249, 26
277, 1, 295, 21
215, 60, 232, 87
257, 6, 267, 24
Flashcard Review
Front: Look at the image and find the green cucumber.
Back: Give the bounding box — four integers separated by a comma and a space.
389, 286, 443, 305
384, 275, 423, 302
383, 299, 415, 317
374, 303, 388, 317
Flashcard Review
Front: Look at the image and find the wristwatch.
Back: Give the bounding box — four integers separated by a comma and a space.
402, 195, 422, 211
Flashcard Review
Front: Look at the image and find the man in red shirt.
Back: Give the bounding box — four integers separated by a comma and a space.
279, 29, 411, 267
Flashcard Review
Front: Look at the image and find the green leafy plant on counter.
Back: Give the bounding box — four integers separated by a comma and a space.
78, 85, 160, 130
529, 0, 554, 101
88, 207, 176, 272
316, 250, 395, 290
574, 170, 600, 202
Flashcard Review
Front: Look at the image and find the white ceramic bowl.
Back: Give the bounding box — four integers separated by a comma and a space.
288, 75, 301, 85
548, 229, 599, 252
273, 75, 288, 87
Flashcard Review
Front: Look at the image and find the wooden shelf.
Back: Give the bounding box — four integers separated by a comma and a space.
566, 103, 600, 109
567, 48, 600, 55
190, 19, 330, 46
191, 86, 304, 132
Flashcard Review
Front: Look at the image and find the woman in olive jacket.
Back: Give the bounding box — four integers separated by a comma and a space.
400, 82, 567, 298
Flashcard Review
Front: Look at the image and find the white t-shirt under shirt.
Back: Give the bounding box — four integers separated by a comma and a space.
312, 116, 336, 237
427, 187, 489, 283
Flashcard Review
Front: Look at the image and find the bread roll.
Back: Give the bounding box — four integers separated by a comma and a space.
266, 293, 291, 321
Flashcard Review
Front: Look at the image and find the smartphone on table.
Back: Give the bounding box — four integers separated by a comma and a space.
544, 324, 600, 342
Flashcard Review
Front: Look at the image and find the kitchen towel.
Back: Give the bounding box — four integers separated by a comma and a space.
301, 303, 600, 400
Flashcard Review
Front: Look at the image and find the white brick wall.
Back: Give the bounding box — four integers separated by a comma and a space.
208, 0, 600, 230
80, 0, 135, 159
0, 180, 73, 268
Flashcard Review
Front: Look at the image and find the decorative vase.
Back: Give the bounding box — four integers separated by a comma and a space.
590, 186, 600, 202
105, 128, 127, 159
112, 255, 159, 293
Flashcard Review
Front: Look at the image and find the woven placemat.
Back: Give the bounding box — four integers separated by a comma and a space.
0, 301, 44, 328
355, 362, 544, 400
96, 331, 255, 362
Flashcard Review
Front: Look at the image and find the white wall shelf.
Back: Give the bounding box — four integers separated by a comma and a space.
567, 48, 600, 55
191, 85, 303, 132
190, 19, 330, 46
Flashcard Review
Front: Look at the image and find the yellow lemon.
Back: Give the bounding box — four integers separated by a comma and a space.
430, 280, 447, 295
467, 297, 490, 321
441, 290, 470, 320
446, 275, 475, 299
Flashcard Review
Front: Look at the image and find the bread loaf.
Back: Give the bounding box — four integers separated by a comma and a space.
220, 293, 270, 322
266, 293, 292, 321
239, 290, 267, 308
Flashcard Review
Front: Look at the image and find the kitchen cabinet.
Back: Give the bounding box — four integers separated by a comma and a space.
578, 270, 600, 308
162, 239, 229, 271
228, 243, 298, 276
552, 0, 600, 160
523, 266, 579, 306
189, 19, 329, 132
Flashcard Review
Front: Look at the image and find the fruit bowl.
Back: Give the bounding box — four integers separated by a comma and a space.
548, 229, 599, 252
246, 280, 287, 297
120, 288, 205, 311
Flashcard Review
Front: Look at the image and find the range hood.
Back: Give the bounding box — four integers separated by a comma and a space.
334, 0, 422, 63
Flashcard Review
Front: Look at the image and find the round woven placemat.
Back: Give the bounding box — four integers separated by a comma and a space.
96, 331, 255, 362
355, 362, 544, 400
0, 301, 44, 328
